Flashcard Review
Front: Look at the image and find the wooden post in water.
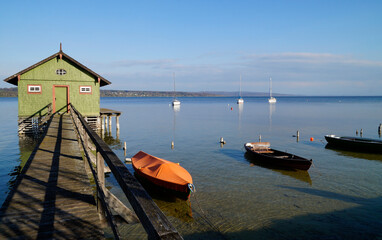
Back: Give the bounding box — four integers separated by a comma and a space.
105, 116, 108, 131
116, 115, 120, 131
108, 115, 112, 131
101, 115, 104, 131
360, 129, 363, 137
259, 135, 261, 142
297, 130, 300, 142
124, 142, 127, 157
116, 115, 120, 139
378, 124, 381, 136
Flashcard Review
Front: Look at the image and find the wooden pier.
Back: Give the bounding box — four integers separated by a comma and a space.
0, 114, 104, 239
0, 104, 183, 239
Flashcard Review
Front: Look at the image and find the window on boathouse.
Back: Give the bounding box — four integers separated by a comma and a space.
80, 86, 92, 94
28, 85, 42, 94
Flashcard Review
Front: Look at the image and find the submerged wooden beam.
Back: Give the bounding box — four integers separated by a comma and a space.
104, 188, 139, 224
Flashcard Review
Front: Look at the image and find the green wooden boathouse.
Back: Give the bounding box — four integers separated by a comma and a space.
4, 45, 111, 134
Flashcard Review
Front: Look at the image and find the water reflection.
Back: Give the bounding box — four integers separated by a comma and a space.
103, 131, 122, 150
134, 173, 193, 222
6, 136, 40, 191
325, 144, 382, 161
238, 103, 243, 131
244, 153, 312, 185
172, 105, 180, 149
268, 103, 276, 130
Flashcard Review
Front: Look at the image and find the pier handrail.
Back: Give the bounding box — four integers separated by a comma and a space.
69, 103, 183, 240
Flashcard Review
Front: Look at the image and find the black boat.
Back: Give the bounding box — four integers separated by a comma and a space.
325, 135, 382, 153
244, 142, 312, 170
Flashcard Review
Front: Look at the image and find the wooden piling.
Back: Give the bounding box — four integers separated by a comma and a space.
297, 130, 300, 142
116, 115, 120, 131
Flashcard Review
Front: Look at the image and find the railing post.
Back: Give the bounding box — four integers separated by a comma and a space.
96, 149, 105, 215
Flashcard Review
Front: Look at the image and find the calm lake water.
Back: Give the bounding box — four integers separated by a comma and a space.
0, 97, 381, 239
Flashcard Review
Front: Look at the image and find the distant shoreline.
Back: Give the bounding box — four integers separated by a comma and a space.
1, 88, 380, 98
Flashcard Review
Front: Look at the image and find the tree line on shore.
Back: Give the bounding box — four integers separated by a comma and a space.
0, 87, 285, 97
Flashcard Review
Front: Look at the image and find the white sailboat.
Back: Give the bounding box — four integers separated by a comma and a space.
268, 77, 276, 103
237, 74, 244, 104
172, 73, 180, 106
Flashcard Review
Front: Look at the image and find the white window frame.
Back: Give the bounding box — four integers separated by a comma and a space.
28, 85, 42, 93
80, 86, 92, 94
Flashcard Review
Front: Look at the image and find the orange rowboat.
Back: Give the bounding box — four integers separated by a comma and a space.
131, 151, 195, 198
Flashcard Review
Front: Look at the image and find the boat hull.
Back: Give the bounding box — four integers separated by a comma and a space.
244, 144, 312, 170
237, 98, 244, 104
325, 135, 382, 153
132, 151, 193, 198
172, 100, 181, 106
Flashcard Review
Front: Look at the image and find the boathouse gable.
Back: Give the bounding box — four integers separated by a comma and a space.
4, 50, 110, 118
17, 57, 100, 117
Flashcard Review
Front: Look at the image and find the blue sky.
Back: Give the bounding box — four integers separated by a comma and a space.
1, 0, 381, 95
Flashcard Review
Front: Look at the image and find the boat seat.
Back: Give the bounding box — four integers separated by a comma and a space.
254, 150, 274, 154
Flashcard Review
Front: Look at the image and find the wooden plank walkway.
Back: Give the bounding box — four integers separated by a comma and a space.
0, 114, 104, 239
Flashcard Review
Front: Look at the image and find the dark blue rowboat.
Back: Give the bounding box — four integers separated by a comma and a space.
325, 135, 382, 153
244, 142, 312, 170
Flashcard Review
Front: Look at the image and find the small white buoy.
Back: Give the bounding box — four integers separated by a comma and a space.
220, 137, 226, 144
171, 141, 174, 149
125, 158, 132, 163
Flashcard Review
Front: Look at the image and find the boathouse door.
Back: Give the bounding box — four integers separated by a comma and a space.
53, 86, 69, 113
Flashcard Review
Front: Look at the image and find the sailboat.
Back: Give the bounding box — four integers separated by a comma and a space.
172, 73, 180, 106
237, 74, 244, 104
268, 77, 276, 103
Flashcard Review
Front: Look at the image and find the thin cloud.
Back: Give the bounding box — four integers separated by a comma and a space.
111, 59, 176, 68
242, 52, 382, 67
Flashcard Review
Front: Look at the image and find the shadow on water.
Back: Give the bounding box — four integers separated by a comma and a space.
133, 173, 194, 223
183, 188, 382, 239
325, 144, 382, 161
244, 153, 312, 185
6, 136, 41, 192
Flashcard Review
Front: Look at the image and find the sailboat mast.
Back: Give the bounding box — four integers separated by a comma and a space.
269, 77, 272, 98
240, 74, 242, 98
173, 72, 176, 99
